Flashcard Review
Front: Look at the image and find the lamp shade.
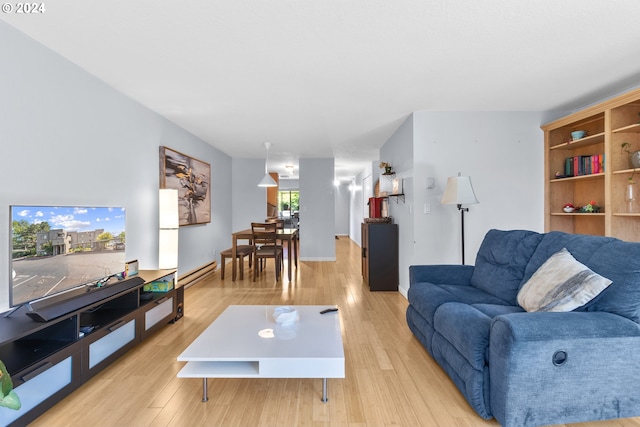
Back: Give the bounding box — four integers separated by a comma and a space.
158, 229, 179, 269
159, 189, 179, 229
258, 173, 278, 187
159, 188, 179, 269
257, 141, 278, 187
441, 175, 479, 205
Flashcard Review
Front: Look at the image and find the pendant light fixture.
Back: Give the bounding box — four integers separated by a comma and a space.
258, 142, 278, 187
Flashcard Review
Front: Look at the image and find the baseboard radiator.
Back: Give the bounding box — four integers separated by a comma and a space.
179, 261, 217, 289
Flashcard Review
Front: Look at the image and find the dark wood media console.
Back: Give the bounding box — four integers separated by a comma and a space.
0, 269, 181, 427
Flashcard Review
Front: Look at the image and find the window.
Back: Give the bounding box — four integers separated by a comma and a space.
278, 190, 299, 227
278, 190, 299, 214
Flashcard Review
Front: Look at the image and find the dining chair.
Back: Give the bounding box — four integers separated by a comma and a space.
251, 222, 283, 281
219, 245, 253, 280
265, 217, 285, 230
265, 217, 286, 246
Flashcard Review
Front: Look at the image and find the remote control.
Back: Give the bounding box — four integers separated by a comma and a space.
320, 307, 338, 314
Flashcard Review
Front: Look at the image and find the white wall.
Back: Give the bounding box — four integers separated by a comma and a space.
349, 164, 372, 245
231, 158, 269, 230
0, 22, 232, 310
411, 111, 550, 274
299, 158, 336, 261
279, 179, 299, 190
334, 182, 350, 236
369, 111, 577, 297
379, 115, 414, 295
372, 111, 558, 297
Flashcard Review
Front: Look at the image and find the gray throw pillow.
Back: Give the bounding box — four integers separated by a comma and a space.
517, 248, 612, 312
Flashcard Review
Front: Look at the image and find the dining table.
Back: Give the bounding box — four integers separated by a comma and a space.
230, 227, 298, 281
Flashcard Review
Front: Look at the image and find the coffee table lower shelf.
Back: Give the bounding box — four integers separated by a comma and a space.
178, 361, 334, 402
178, 360, 260, 377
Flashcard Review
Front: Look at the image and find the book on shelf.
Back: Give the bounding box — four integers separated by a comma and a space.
563, 154, 603, 177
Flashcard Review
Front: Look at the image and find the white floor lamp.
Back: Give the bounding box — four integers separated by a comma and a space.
159, 188, 179, 269
441, 173, 479, 265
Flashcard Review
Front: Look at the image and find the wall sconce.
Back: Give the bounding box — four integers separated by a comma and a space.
441, 173, 479, 265
258, 142, 278, 187
159, 188, 179, 269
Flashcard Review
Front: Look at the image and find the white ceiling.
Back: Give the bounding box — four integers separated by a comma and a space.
3, 1, 640, 180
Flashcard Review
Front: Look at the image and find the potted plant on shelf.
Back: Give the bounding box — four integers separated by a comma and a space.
379, 162, 393, 174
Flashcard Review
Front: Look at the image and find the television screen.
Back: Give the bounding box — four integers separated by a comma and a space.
10, 205, 126, 307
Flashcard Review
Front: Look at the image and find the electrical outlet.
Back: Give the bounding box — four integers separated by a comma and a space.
426, 177, 435, 189
424, 203, 431, 214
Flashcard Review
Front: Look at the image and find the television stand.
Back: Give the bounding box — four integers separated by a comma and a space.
2, 303, 25, 318
0, 269, 182, 427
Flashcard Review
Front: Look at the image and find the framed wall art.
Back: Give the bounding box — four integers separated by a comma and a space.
160, 146, 211, 226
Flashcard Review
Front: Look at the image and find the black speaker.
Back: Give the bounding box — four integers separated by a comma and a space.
172, 286, 184, 322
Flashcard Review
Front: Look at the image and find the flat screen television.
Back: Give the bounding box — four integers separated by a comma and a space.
9, 205, 127, 310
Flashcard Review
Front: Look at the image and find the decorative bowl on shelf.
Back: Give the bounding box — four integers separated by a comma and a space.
571, 130, 586, 140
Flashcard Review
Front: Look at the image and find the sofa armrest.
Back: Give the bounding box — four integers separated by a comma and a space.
490, 311, 640, 427
409, 264, 474, 286
492, 311, 640, 341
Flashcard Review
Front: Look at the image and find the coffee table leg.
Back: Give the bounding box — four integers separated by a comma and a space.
321, 378, 328, 402
202, 378, 209, 402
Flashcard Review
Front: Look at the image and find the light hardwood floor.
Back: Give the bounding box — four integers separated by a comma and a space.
31, 237, 640, 427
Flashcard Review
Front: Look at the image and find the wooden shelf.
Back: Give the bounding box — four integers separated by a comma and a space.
387, 194, 405, 203
549, 132, 605, 150
613, 168, 639, 175
550, 173, 604, 183
550, 212, 605, 216
612, 123, 640, 133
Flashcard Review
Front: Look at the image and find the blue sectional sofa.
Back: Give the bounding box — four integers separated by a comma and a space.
406, 229, 640, 427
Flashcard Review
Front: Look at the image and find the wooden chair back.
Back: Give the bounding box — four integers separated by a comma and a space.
251, 222, 283, 281
251, 222, 278, 247
265, 218, 285, 230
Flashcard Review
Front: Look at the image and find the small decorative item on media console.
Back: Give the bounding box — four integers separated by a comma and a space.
563, 203, 575, 213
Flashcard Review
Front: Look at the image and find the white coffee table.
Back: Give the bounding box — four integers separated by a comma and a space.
177, 305, 345, 402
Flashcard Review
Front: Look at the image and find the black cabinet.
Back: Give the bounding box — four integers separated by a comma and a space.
361, 223, 398, 291
0, 270, 179, 427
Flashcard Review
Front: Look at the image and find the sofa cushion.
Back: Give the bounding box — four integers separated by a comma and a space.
432, 302, 493, 419
470, 229, 544, 305
524, 232, 640, 322
470, 303, 524, 318
408, 282, 510, 327
434, 302, 492, 370
517, 248, 612, 312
